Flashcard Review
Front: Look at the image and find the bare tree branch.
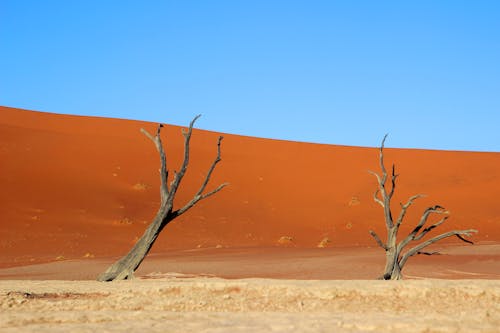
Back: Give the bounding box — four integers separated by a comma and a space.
175, 136, 228, 216
399, 229, 478, 269
456, 234, 475, 245
368, 137, 389, 206
413, 216, 448, 241
372, 188, 385, 207
371, 135, 395, 229
398, 205, 449, 252
395, 194, 425, 227
413, 205, 448, 233
369, 230, 387, 250
379, 138, 394, 235
140, 127, 156, 143
166, 115, 201, 207
141, 125, 169, 200
175, 183, 228, 217
195, 136, 224, 198
368, 170, 383, 193
378, 134, 389, 186
388, 164, 397, 200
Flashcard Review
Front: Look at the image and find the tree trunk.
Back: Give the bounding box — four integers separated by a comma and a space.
97, 207, 171, 281
382, 226, 401, 280
388, 262, 403, 280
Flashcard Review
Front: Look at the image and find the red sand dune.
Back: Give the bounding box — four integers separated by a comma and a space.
1, 106, 499, 270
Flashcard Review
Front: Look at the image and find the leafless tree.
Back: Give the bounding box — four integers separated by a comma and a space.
97, 115, 227, 281
368, 135, 477, 280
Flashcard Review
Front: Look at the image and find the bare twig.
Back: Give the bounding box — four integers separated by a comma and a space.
388, 164, 397, 200
371, 188, 385, 207
378, 134, 389, 186
416, 251, 440, 256
456, 234, 474, 244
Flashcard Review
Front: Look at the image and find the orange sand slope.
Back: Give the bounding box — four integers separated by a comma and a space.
1, 106, 499, 268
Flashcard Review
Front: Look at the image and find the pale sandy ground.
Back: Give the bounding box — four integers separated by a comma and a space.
1, 244, 499, 332
1, 278, 499, 333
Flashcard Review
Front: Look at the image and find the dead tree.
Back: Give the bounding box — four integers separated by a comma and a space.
97, 115, 227, 282
368, 135, 477, 280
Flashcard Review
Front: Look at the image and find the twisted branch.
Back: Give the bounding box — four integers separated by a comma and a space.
399, 229, 478, 269
397, 206, 449, 252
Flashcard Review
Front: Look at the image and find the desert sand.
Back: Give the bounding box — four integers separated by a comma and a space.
1, 278, 499, 332
1, 106, 499, 331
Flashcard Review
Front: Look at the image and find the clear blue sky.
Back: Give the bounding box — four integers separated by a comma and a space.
1, 1, 499, 151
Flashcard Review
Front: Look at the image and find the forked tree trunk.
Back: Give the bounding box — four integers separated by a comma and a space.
368, 135, 477, 280
97, 116, 227, 282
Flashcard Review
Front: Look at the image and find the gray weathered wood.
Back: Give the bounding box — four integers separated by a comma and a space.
368, 135, 477, 280
97, 116, 227, 282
